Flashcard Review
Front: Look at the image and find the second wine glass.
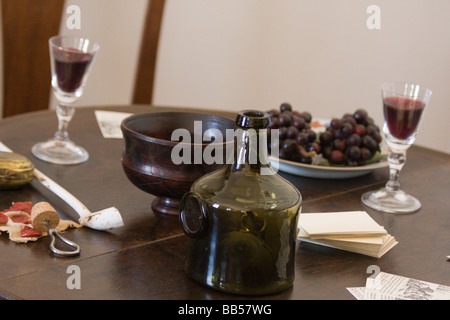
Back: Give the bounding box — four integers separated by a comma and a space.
31, 35, 99, 165
361, 81, 432, 213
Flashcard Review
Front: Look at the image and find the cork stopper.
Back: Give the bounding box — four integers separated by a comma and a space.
31, 202, 60, 232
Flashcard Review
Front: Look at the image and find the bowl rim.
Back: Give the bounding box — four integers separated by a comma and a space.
121, 111, 236, 147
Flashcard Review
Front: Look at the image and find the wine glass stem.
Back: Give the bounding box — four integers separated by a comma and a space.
54, 103, 75, 142
385, 151, 406, 192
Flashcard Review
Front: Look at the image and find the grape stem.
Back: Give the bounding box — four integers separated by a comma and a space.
297, 145, 316, 158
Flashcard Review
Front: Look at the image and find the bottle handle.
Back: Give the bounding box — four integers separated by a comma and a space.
180, 192, 209, 238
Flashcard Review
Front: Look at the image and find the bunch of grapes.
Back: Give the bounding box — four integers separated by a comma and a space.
267, 103, 318, 164
319, 109, 382, 166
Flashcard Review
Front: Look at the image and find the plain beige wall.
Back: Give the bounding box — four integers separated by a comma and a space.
154, 0, 450, 154
1, 0, 449, 154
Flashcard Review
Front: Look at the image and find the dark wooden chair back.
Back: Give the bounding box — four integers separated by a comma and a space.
1, 0, 165, 118
133, 0, 165, 105
1, 0, 64, 118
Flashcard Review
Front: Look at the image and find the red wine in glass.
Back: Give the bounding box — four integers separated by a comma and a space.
383, 96, 425, 140
31, 36, 99, 165
362, 82, 432, 214
53, 47, 93, 93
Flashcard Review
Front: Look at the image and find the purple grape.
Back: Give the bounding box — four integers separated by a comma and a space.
362, 135, 377, 151
353, 109, 368, 124
372, 132, 382, 143
330, 118, 342, 130
341, 122, 354, 137
346, 133, 361, 147
354, 124, 366, 136
277, 113, 292, 127
292, 116, 306, 130
360, 147, 371, 160
308, 142, 322, 154
269, 117, 278, 129
304, 129, 316, 143
299, 112, 312, 123
330, 150, 345, 164
279, 126, 288, 140
319, 131, 333, 145
281, 139, 297, 155
296, 132, 308, 146
286, 126, 299, 139
342, 115, 357, 127
347, 146, 361, 160
268, 109, 280, 117
280, 103, 292, 112
333, 139, 346, 151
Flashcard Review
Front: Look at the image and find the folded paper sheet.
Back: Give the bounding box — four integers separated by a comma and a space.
348, 272, 450, 300
298, 211, 397, 258
95, 110, 133, 138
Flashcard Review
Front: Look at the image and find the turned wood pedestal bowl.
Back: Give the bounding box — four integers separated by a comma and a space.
121, 112, 236, 215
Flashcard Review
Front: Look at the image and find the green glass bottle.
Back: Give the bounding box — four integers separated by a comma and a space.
180, 110, 302, 295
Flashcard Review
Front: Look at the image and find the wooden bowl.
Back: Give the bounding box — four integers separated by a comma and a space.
121, 112, 236, 215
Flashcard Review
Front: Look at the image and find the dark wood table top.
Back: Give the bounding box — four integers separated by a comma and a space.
0, 105, 449, 300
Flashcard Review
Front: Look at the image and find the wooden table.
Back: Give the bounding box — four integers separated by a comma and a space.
0, 105, 449, 301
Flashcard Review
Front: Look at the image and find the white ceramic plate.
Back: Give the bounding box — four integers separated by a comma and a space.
270, 156, 388, 179
269, 118, 389, 179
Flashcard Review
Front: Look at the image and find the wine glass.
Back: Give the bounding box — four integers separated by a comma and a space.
31, 36, 99, 165
361, 81, 432, 213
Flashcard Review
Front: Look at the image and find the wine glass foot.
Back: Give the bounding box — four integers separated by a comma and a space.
361, 188, 421, 214
31, 139, 89, 165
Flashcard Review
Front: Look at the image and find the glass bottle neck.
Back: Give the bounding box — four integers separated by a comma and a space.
232, 127, 271, 171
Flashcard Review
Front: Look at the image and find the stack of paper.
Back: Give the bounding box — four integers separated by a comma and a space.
297, 211, 398, 258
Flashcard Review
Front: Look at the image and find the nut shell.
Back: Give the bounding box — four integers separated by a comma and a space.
0, 151, 34, 189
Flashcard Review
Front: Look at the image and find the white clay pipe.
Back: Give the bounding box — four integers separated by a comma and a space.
0, 142, 124, 230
